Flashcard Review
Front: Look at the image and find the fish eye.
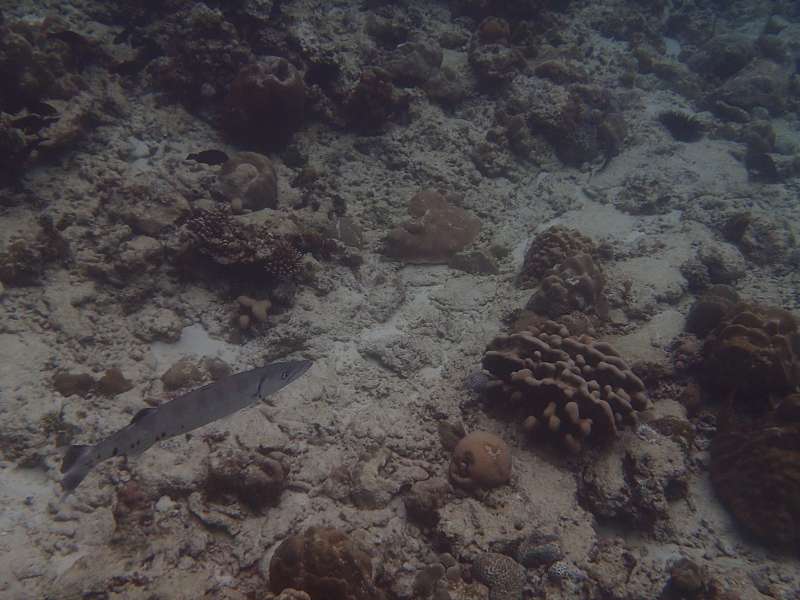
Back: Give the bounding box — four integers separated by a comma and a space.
281, 369, 290, 380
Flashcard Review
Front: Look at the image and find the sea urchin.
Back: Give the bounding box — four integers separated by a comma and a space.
658, 110, 704, 142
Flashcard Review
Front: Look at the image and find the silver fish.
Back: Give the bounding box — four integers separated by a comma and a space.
60, 359, 312, 492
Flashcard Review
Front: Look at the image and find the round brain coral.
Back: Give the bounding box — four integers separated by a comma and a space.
449, 430, 512, 489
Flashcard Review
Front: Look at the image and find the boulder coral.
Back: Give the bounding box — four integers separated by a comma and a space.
268, 527, 385, 600
482, 320, 649, 452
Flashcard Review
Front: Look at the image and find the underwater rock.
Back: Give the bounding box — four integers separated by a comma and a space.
383, 189, 481, 264
482, 320, 649, 452
0, 214, 68, 285
384, 38, 442, 85
268, 526, 386, 600
579, 429, 688, 532
713, 59, 789, 115
204, 448, 286, 511
721, 212, 796, 265
216, 151, 278, 212
404, 477, 451, 527
225, 56, 306, 148
685, 285, 739, 337
448, 430, 512, 490
467, 16, 524, 85
686, 34, 754, 79
518, 226, 596, 288
344, 67, 410, 134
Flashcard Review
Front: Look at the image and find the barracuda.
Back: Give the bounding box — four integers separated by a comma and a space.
60, 359, 312, 492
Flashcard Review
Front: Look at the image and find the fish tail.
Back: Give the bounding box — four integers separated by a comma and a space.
60, 444, 94, 491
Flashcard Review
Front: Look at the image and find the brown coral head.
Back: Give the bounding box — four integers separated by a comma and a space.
449, 430, 512, 490
269, 527, 385, 600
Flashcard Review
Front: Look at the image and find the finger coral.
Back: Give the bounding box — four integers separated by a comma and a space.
482, 320, 649, 452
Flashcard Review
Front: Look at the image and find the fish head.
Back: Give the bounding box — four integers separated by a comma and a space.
254, 359, 313, 400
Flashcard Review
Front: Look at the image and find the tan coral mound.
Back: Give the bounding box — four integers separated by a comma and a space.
482, 320, 648, 452
527, 253, 608, 319
383, 189, 481, 264
518, 226, 596, 288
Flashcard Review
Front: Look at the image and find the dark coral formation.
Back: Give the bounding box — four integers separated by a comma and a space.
269, 527, 385, 600
383, 189, 481, 264
224, 56, 306, 149
518, 226, 596, 288
181, 209, 302, 282
527, 253, 609, 320
701, 302, 800, 409
482, 320, 649, 452
468, 17, 524, 83
204, 449, 286, 512
528, 84, 625, 166
711, 418, 800, 547
658, 110, 704, 142
684, 285, 739, 337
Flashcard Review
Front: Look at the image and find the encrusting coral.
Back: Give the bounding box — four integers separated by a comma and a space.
383, 189, 481, 264
215, 152, 278, 212
180, 209, 302, 281
527, 253, 609, 320
482, 320, 649, 452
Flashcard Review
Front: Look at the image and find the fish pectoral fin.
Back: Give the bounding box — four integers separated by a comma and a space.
130, 407, 158, 424
61, 444, 91, 473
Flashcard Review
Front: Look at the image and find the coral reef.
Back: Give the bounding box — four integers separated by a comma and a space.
383, 189, 481, 264
518, 226, 596, 288
215, 152, 278, 212
468, 18, 523, 84
448, 430, 512, 490
268, 527, 386, 600
224, 56, 306, 149
482, 320, 649, 452
684, 285, 739, 337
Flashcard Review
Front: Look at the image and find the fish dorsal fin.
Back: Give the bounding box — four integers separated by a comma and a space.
61, 444, 90, 473
130, 407, 158, 424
